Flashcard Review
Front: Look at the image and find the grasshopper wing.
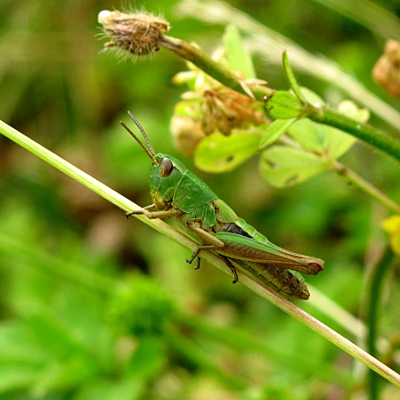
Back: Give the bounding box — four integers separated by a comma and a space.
214, 231, 323, 275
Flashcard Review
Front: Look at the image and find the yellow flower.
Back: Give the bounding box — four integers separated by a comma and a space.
381, 215, 400, 255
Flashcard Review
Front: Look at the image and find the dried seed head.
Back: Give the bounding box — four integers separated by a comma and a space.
98, 10, 169, 58
201, 87, 266, 136
373, 40, 400, 97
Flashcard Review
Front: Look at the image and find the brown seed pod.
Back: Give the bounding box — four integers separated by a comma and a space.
373, 39, 400, 97
98, 10, 169, 57
201, 87, 266, 136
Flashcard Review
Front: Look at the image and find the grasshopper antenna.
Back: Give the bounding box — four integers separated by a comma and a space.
120, 111, 157, 163
127, 111, 156, 157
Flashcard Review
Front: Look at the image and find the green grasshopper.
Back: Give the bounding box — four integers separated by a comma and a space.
121, 112, 324, 300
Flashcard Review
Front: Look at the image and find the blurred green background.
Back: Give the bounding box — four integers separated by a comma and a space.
1, 0, 400, 399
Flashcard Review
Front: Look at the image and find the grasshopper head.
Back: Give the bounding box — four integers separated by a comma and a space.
149, 153, 184, 209
121, 112, 184, 210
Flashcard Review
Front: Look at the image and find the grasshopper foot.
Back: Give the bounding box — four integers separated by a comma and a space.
194, 257, 201, 270
186, 245, 214, 268
186, 247, 201, 270
186, 248, 201, 266
222, 257, 239, 284
126, 210, 143, 218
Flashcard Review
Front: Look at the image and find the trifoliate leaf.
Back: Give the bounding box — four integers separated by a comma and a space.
259, 119, 296, 150
259, 146, 326, 187
288, 118, 356, 159
265, 91, 303, 119
195, 130, 260, 172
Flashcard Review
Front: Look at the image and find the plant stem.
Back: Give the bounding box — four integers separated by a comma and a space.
309, 105, 400, 163
1, 119, 400, 386
332, 161, 400, 214
364, 246, 395, 400
159, 35, 271, 99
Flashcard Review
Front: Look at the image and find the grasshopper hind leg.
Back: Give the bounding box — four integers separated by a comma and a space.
186, 245, 214, 266
221, 256, 239, 284
186, 246, 239, 284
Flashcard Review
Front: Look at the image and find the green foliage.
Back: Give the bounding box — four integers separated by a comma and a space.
258, 119, 296, 150
260, 145, 327, 188
194, 129, 261, 172
264, 91, 304, 119
259, 105, 360, 187
108, 273, 175, 336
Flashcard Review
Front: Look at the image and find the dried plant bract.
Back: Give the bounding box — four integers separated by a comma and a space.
201, 87, 266, 135
373, 39, 400, 97
98, 10, 169, 58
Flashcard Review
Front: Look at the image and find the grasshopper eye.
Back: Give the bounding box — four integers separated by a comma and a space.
160, 158, 173, 177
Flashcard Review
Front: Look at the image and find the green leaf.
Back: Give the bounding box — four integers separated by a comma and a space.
223, 25, 256, 78
326, 127, 356, 159
259, 119, 296, 150
259, 146, 327, 188
288, 119, 327, 153
288, 119, 356, 159
282, 51, 306, 103
264, 91, 303, 120
194, 130, 260, 173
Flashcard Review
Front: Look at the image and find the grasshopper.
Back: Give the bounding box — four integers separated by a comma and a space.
121, 112, 324, 300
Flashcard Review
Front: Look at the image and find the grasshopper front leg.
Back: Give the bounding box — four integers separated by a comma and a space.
127, 204, 181, 219
126, 204, 157, 217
